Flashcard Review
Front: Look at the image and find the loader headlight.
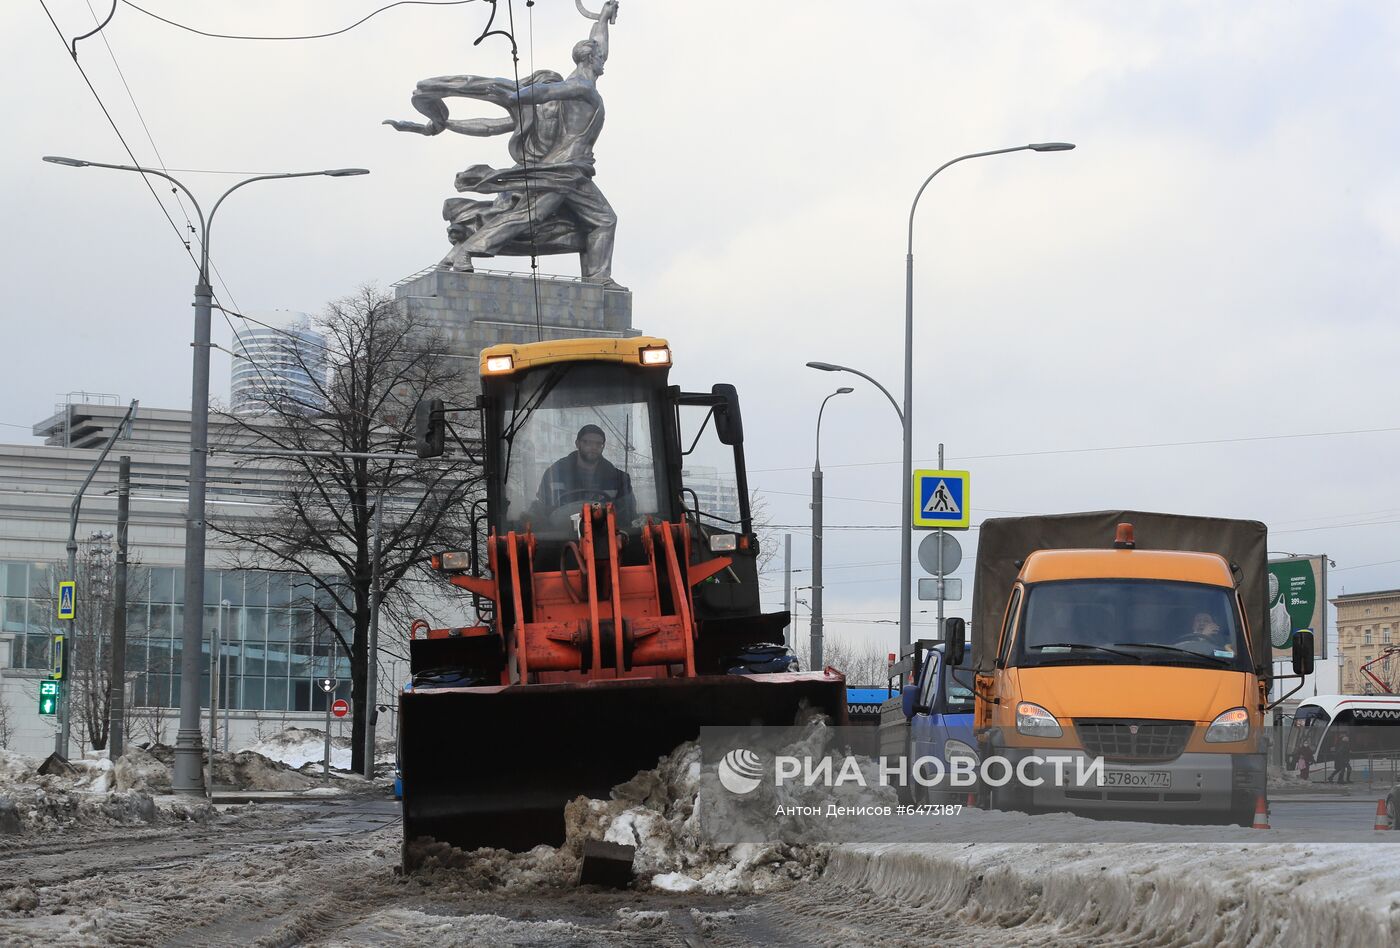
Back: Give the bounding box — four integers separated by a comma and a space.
1015, 702, 1063, 738
484, 355, 514, 373
708, 533, 737, 552
1205, 707, 1250, 743
640, 346, 671, 366
440, 551, 471, 572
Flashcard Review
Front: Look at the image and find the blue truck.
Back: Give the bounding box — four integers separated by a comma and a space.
879, 640, 977, 802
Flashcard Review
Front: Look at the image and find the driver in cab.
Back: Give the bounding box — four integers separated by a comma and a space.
1179, 611, 1234, 658
533, 424, 636, 523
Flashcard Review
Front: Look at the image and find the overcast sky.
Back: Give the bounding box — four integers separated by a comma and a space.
5, 1, 1399, 677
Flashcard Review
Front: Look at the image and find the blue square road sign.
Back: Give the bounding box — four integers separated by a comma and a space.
912, 469, 970, 529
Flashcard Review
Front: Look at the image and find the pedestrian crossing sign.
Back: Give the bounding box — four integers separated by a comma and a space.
57, 581, 75, 620
912, 470, 970, 530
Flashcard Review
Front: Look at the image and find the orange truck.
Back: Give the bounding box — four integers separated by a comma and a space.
971, 510, 1313, 824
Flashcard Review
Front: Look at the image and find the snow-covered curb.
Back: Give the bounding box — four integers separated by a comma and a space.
824, 841, 1397, 946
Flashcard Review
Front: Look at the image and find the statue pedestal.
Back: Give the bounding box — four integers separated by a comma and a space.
394, 267, 635, 364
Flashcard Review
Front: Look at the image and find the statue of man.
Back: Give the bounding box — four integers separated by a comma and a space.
386, 2, 622, 286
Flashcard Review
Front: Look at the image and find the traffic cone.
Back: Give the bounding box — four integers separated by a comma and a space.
1375, 799, 1391, 831
1250, 795, 1270, 830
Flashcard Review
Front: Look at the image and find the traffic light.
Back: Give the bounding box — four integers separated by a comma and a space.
38, 680, 59, 716
414, 398, 445, 459
50, 634, 64, 681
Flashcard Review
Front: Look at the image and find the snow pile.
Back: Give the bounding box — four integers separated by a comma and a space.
0, 787, 159, 833
823, 836, 1400, 946
239, 727, 351, 771
0, 750, 38, 784
411, 716, 881, 894
68, 751, 116, 793
211, 751, 320, 791
113, 745, 171, 793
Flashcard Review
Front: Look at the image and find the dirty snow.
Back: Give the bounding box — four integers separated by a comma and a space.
239, 726, 353, 771
825, 832, 1400, 946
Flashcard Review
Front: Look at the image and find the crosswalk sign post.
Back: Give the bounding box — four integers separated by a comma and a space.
38, 680, 60, 716
912, 469, 970, 530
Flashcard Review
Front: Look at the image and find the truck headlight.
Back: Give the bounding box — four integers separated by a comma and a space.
1205, 707, 1250, 743
1015, 701, 1063, 738
944, 739, 980, 764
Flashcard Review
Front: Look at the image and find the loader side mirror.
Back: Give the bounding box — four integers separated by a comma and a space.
711, 384, 744, 445
414, 398, 445, 459
1292, 629, 1315, 677
945, 617, 967, 667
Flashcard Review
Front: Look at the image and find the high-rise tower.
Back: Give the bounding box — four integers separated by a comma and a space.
230, 311, 327, 415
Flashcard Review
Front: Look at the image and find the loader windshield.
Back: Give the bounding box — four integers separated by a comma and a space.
496, 362, 668, 537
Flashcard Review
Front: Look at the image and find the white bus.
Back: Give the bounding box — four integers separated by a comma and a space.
1285, 694, 1400, 772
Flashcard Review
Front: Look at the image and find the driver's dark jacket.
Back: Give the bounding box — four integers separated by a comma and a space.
534, 451, 636, 522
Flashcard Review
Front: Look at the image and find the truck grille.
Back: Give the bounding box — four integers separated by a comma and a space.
1074, 719, 1192, 761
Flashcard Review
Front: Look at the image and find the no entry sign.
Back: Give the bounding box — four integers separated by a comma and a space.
331, 698, 350, 718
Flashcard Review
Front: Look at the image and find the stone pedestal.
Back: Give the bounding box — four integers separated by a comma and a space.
394, 268, 635, 366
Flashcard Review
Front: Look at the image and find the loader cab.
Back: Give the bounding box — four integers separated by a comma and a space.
477, 336, 770, 633
482, 345, 678, 541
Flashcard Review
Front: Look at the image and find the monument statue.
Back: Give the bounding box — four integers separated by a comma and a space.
386, 1, 622, 286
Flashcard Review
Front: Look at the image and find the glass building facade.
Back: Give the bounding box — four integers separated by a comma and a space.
0, 561, 352, 711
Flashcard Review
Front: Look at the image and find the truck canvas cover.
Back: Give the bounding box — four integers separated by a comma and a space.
971, 510, 1269, 677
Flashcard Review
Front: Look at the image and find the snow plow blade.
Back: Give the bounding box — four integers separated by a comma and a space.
399, 671, 846, 866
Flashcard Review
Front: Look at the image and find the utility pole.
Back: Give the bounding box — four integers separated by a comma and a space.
107, 455, 130, 758
362, 486, 386, 779
811, 458, 824, 671
783, 533, 792, 616
936, 443, 945, 639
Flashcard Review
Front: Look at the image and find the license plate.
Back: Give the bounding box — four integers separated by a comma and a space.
1099, 770, 1171, 788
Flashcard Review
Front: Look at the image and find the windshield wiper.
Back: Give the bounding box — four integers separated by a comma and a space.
1029, 643, 1140, 661
1112, 643, 1233, 666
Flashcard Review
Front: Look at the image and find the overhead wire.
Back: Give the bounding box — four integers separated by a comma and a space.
112, 0, 477, 43
37, 0, 198, 263
748, 424, 1400, 475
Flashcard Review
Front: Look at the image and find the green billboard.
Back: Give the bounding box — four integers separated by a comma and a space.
1268, 555, 1327, 660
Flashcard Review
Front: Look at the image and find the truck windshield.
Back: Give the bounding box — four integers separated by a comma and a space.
496, 362, 667, 539
1015, 579, 1251, 671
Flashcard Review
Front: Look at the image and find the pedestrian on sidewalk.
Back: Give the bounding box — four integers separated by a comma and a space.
1333, 733, 1354, 784
1297, 741, 1313, 781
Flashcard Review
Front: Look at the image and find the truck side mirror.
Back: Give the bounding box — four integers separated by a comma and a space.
901, 684, 920, 720
414, 398, 445, 459
945, 617, 966, 666
711, 384, 744, 445
1292, 628, 1315, 677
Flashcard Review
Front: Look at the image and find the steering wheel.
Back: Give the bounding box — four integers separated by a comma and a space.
555, 488, 614, 505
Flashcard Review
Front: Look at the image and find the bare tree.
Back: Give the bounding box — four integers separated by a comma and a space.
801, 633, 892, 686
209, 286, 481, 773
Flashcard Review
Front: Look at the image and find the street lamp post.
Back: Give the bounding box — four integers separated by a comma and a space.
899, 142, 1073, 657
817, 141, 1074, 658
806, 360, 902, 649
42, 156, 368, 794
811, 386, 853, 669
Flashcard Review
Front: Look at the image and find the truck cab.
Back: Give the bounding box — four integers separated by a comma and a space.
884, 635, 974, 800
972, 514, 1284, 825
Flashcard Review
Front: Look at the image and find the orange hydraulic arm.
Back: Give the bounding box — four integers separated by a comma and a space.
448, 502, 729, 685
